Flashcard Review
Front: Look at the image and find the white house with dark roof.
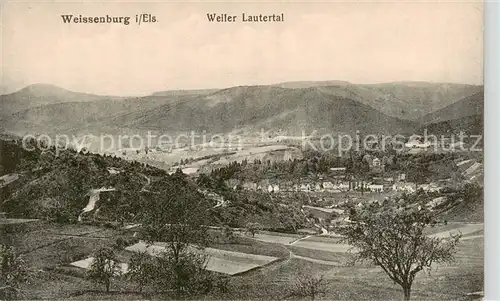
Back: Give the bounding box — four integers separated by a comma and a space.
367, 183, 384, 192
393, 182, 416, 193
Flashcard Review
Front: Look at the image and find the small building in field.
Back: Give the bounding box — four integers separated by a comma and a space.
392, 182, 416, 193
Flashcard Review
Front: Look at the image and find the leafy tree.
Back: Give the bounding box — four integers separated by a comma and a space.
138, 173, 220, 298
86, 247, 122, 293
246, 222, 262, 238
196, 173, 213, 189
336, 202, 461, 300
140, 174, 211, 264
0, 246, 29, 300
222, 225, 236, 243
154, 250, 216, 298
127, 251, 155, 293
113, 237, 127, 251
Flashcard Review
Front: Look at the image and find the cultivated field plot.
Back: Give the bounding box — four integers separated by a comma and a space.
429, 223, 484, 238
250, 232, 302, 245
293, 223, 483, 255
125, 241, 280, 275
301, 235, 343, 243
71, 257, 129, 274
11, 230, 70, 254
292, 239, 352, 253
44, 224, 108, 236
11, 223, 135, 270
0, 173, 19, 187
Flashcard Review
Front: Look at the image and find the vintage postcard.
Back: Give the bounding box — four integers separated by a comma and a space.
0, 1, 484, 300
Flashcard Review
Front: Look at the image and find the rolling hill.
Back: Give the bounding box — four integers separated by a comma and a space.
417, 91, 484, 135
272, 80, 352, 89
273, 81, 483, 120
1, 94, 208, 135
0, 84, 126, 119
421, 115, 483, 136
113, 85, 418, 135
1, 81, 483, 137
418, 91, 484, 124
149, 88, 220, 97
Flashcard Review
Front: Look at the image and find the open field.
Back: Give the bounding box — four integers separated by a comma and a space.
210, 235, 290, 258
126, 241, 281, 275
14, 222, 294, 299
247, 223, 484, 266
250, 232, 303, 245
109, 141, 303, 171
292, 239, 352, 253
229, 235, 483, 301
6, 223, 136, 268
302, 235, 343, 243
9, 220, 483, 300
288, 245, 349, 263
71, 257, 130, 274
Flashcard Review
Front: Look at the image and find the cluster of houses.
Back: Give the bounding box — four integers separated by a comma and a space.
402, 136, 476, 154
225, 178, 351, 193
223, 168, 449, 195
392, 181, 445, 193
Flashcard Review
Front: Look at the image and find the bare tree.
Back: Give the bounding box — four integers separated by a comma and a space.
336, 202, 461, 301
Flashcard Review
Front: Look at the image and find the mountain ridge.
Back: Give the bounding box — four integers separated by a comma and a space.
417, 91, 484, 135
1, 81, 484, 137
418, 91, 484, 125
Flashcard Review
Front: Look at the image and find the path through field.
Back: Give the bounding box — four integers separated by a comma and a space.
249, 223, 483, 267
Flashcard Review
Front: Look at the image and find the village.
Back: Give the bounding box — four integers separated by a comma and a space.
221, 154, 482, 195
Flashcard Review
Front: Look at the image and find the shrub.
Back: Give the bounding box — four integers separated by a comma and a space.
0, 245, 29, 300
152, 249, 221, 298
289, 273, 327, 301
114, 237, 126, 250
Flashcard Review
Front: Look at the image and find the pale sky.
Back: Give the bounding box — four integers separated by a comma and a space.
1, 1, 483, 96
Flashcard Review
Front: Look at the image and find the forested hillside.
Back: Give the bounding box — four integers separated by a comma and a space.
0, 137, 307, 231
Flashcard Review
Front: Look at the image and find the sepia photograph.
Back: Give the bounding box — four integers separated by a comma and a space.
0, 1, 484, 300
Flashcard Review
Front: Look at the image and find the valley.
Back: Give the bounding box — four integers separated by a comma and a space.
0, 80, 484, 300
